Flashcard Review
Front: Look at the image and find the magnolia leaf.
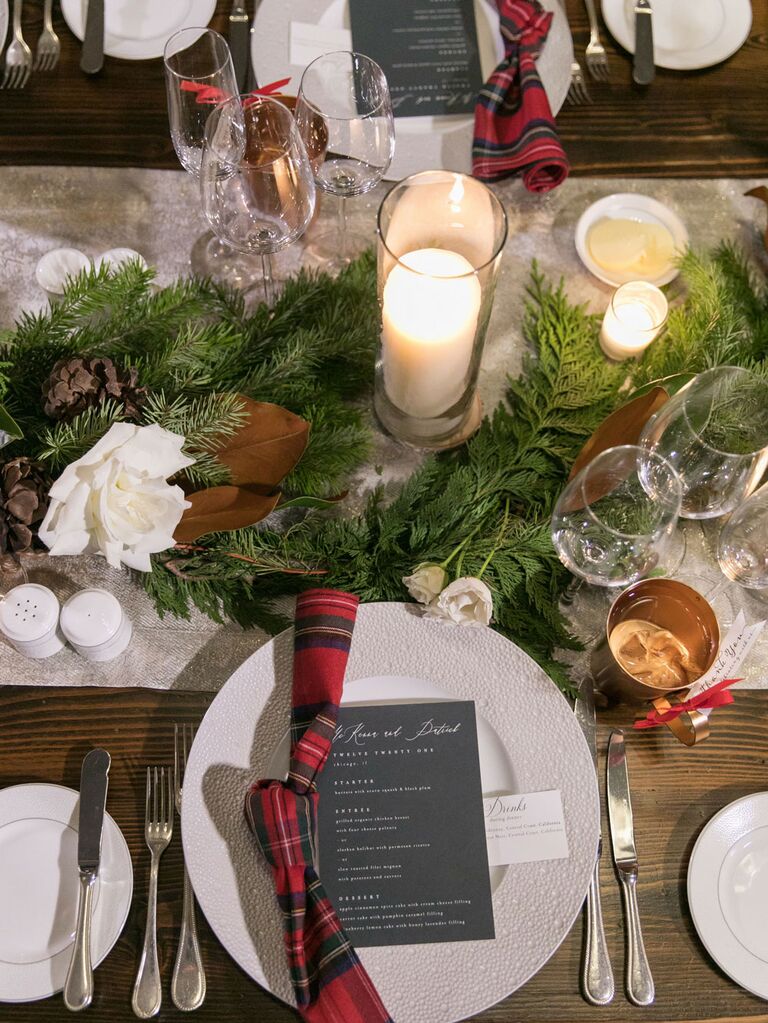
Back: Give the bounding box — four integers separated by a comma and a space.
746, 187, 768, 251
174, 485, 280, 543
279, 490, 349, 510
0, 402, 22, 444
568, 386, 669, 481
215, 396, 309, 486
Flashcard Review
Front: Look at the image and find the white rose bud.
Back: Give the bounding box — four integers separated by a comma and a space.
425, 577, 493, 627
402, 563, 448, 605
38, 422, 193, 573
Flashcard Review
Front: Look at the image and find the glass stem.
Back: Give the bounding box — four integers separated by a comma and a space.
261, 253, 275, 308
337, 195, 347, 262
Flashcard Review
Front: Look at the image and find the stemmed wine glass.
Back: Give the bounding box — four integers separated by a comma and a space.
295, 51, 394, 271
200, 95, 316, 305
714, 483, 768, 594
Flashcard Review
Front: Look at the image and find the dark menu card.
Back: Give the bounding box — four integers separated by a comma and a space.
316, 700, 495, 946
349, 0, 483, 117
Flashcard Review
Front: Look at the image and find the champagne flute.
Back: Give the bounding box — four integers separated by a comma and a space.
295, 51, 394, 271
200, 95, 316, 304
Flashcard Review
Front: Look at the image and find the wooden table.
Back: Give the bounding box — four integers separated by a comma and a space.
2, 684, 768, 1022
0, 1, 765, 176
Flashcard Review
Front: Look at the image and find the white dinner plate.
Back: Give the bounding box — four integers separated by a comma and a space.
0, 3, 7, 56
182, 602, 599, 1023
0, 783, 133, 1003
251, 0, 573, 179
60, 0, 217, 61
601, 0, 752, 71
688, 791, 768, 1000
575, 192, 688, 287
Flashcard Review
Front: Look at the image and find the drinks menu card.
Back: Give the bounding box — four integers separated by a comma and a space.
316, 699, 495, 947
349, 0, 483, 118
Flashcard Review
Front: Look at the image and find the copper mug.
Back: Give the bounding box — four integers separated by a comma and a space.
591, 578, 719, 705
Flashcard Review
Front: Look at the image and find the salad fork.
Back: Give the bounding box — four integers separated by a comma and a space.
559, 1, 591, 104
132, 767, 174, 1020
34, 0, 60, 71
583, 0, 610, 80
2, 0, 32, 89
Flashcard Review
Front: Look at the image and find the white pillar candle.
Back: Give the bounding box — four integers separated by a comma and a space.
600, 281, 669, 361
381, 248, 482, 419
60, 588, 132, 662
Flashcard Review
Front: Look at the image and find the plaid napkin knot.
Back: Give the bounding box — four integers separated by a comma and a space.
245, 589, 393, 1023
472, 0, 569, 192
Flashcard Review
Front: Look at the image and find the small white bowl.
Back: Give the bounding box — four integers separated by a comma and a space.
96, 248, 148, 272
35, 248, 91, 296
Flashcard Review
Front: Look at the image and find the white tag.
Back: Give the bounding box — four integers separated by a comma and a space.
686, 611, 765, 701
289, 22, 352, 67
483, 790, 569, 867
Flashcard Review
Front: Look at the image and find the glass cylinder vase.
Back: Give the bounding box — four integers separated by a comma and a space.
374, 171, 508, 448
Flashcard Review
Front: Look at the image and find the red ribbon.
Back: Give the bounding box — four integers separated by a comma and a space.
633, 677, 741, 729
180, 77, 292, 106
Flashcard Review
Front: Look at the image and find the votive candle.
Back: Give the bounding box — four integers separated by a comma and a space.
600, 281, 668, 361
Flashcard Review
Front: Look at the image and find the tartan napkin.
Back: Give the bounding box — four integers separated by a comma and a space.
472, 0, 569, 193
245, 589, 393, 1023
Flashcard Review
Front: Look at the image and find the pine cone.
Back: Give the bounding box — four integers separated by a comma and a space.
42, 356, 147, 422
0, 458, 51, 556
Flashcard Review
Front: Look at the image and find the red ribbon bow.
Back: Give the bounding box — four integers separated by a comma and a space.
180, 77, 292, 106
633, 677, 741, 729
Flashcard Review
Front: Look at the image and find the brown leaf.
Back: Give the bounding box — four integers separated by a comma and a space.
215, 396, 309, 487
746, 187, 768, 251
173, 485, 280, 543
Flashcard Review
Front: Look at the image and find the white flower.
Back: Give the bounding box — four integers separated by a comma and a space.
38, 422, 193, 572
402, 563, 447, 605
425, 577, 493, 627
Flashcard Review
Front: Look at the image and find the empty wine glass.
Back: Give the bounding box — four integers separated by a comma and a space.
295, 51, 394, 270
551, 445, 683, 587
641, 365, 768, 520
716, 482, 768, 592
200, 95, 316, 304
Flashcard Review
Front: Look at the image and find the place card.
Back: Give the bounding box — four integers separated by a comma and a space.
316, 699, 495, 947
289, 22, 352, 68
686, 610, 766, 701
484, 790, 569, 867
349, 0, 483, 117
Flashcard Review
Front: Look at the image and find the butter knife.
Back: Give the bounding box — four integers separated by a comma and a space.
574, 680, 614, 1005
228, 0, 250, 92
607, 731, 654, 1006
80, 0, 104, 75
64, 748, 111, 1012
633, 0, 655, 85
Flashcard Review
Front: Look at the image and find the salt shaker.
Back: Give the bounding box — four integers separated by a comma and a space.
0, 583, 66, 658
60, 588, 132, 662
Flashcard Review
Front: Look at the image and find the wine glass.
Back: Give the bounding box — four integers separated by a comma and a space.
551, 445, 683, 587
716, 482, 768, 592
295, 51, 394, 270
200, 95, 316, 304
640, 365, 768, 520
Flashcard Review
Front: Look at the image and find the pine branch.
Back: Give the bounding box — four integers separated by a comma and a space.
36, 400, 126, 470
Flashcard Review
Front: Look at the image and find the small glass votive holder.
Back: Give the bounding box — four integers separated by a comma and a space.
374, 171, 508, 449
591, 578, 719, 705
600, 281, 669, 362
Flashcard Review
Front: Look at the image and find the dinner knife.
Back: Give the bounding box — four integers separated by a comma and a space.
633, 0, 655, 86
606, 731, 654, 1006
228, 0, 250, 93
80, 0, 104, 75
63, 748, 111, 1012
574, 679, 614, 1005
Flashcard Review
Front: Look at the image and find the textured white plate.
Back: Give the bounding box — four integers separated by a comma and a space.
0, 784, 133, 1003
251, 0, 573, 179
182, 602, 599, 1023
575, 192, 688, 287
60, 0, 217, 60
689, 791, 768, 1000
601, 0, 751, 71
0, 3, 7, 57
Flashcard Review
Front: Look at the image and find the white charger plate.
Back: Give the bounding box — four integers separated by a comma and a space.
182, 602, 599, 1023
251, 0, 573, 179
0, 3, 7, 56
575, 192, 688, 287
601, 0, 751, 71
0, 783, 133, 1003
60, 0, 217, 61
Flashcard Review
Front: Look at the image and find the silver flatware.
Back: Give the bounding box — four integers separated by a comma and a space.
633, 0, 655, 85
34, 0, 60, 71
1, 0, 32, 89
583, 0, 610, 81
171, 724, 206, 1011
228, 0, 250, 92
63, 748, 111, 1012
557, 2, 590, 105
132, 767, 174, 1019
575, 680, 614, 1005
607, 730, 655, 1006
80, 0, 104, 74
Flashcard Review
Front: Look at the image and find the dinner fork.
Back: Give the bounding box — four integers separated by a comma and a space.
559, 1, 591, 104
132, 767, 174, 1020
1, 0, 32, 89
34, 0, 60, 71
583, 0, 610, 80
171, 724, 206, 1012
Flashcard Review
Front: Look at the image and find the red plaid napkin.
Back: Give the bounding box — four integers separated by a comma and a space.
472, 0, 569, 193
245, 590, 393, 1023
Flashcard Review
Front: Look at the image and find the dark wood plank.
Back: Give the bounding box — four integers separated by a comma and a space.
0, 2, 765, 176
2, 684, 768, 1021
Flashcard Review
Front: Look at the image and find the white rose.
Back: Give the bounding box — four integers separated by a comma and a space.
38, 422, 193, 572
425, 577, 493, 627
402, 563, 447, 605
